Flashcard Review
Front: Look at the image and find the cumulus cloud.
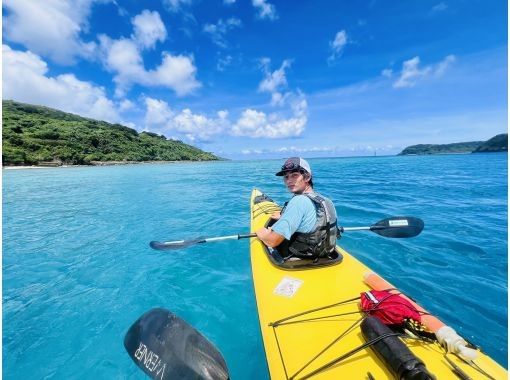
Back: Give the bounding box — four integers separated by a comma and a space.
99, 11, 201, 97
144, 98, 229, 142
172, 109, 229, 141
3, 0, 97, 64
252, 0, 278, 20
393, 55, 456, 88
131, 10, 167, 49
203, 18, 242, 48
119, 99, 135, 111
143, 91, 308, 141
3, 44, 121, 122
145, 98, 174, 126
232, 92, 308, 138
328, 30, 348, 63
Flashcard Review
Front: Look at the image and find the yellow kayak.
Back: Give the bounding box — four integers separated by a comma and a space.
249, 189, 507, 380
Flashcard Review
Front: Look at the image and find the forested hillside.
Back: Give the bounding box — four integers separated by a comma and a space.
2, 100, 219, 166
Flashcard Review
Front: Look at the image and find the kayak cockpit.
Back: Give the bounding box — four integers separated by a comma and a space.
265, 246, 343, 270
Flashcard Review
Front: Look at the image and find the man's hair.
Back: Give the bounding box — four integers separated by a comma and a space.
299, 169, 314, 188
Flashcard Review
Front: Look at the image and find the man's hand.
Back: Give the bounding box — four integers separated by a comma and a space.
271, 211, 281, 220
256, 227, 285, 248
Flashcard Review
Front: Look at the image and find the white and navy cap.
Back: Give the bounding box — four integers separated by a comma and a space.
275, 157, 312, 176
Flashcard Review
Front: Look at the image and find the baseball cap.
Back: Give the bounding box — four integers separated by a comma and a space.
275, 157, 312, 176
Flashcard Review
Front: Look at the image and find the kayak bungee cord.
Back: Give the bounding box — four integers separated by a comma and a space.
287, 316, 365, 380
272, 310, 364, 327
252, 203, 280, 219
296, 332, 402, 380
269, 296, 359, 327
269, 295, 363, 380
450, 354, 498, 380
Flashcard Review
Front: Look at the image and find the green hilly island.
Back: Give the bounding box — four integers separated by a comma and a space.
399, 134, 507, 155
2, 100, 219, 166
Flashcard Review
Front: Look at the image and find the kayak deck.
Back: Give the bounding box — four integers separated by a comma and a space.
249, 189, 506, 379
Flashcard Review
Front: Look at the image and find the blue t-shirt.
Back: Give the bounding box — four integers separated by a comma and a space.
272, 194, 317, 240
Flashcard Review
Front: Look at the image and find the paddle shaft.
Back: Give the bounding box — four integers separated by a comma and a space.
204, 233, 256, 243
341, 225, 387, 232
341, 226, 371, 232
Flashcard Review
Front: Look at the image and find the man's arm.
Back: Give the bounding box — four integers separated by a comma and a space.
256, 227, 285, 248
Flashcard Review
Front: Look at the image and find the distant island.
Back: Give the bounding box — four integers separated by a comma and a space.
2, 100, 220, 167
398, 134, 507, 155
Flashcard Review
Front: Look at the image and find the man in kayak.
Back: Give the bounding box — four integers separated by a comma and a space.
256, 157, 339, 260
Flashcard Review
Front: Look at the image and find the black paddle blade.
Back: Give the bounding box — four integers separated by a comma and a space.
150, 238, 205, 250
371, 217, 424, 238
124, 308, 229, 380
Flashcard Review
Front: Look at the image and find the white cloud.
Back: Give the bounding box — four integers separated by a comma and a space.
258, 59, 291, 94
232, 92, 308, 138
144, 98, 229, 142
131, 10, 167, 49
144, 98, 174, 125
152, 53, 201, 95
98, 10, 200, 97
252, 0, 278, 20
143, 91, 308, 141
172, 109, 228, 141
258, 59, 295, 106
163, 0, 192, 12
435, 54, 456, 76
224, 0, 236, 4
99, 29, 201, 97
328, 30, 348, 63
3, 44, 121, 122
216, 54, 233, 71
393, 56, 431, 88
393, 55, 456, 88
119, 99, 135, 111
3, 0, 97, 64
203, 18, 242, 48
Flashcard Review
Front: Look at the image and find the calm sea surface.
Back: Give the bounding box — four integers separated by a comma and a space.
3, 153, 508, 378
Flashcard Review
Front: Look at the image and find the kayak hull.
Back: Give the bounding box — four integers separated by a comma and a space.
249, 189, 506, 379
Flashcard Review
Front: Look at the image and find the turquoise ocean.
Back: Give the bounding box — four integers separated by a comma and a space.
3, 153, 508, 378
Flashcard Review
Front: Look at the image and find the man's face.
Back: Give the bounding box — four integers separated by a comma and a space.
283, 171, 310, 194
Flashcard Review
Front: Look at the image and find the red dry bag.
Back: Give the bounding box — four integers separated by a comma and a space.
360, 289, 421, 325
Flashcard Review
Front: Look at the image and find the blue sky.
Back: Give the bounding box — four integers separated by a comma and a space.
2, 0, 507, 159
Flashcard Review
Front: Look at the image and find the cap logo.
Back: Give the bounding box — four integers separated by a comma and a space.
284, 160, 296, 169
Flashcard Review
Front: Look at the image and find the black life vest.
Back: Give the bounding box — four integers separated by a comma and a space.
277, 192, 339, 260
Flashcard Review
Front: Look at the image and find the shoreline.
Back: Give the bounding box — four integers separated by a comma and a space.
2, 160, 223, 170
